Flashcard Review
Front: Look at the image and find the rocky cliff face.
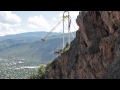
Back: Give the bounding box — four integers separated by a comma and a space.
42, 11, 120, 79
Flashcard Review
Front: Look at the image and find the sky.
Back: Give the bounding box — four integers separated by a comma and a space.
0, 11, 79, 36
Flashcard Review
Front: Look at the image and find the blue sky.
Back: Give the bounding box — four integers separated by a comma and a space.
0, 11, 79, 36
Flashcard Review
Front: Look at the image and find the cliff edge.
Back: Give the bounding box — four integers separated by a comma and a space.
42, 11, 120, 79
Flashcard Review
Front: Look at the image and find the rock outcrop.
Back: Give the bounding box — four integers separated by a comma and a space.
42, 11, 120, 79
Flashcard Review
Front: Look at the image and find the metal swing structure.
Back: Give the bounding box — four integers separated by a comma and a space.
41, 11, 76, 55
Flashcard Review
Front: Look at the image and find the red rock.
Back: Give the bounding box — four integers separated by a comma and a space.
42, 11, 120, 79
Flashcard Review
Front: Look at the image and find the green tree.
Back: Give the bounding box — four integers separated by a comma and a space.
38, 65, 46, 76
63, 42, 70, 52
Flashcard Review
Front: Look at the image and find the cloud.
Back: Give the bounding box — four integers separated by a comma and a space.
0, 11, 26, 36
0, 11, 80, 36
69, 11, 80, 18
0, 11, 21, 24
0, 29, 26, 36
27, 15, 51, 30
58, 11, 79, 19
42, 11, 80, 33
53, 11, 79, 33
0, 22, 25, 36
27, 11, 79, 33
52, 17, 57, 21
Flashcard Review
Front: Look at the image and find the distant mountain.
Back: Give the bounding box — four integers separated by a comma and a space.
0, 31, 76, 65
0, 31, 61, 41
0, 31, 76, 79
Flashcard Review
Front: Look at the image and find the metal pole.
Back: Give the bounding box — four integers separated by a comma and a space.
63, 11, 70, 49
68, 12, 70, 45
63, 11, 65, 49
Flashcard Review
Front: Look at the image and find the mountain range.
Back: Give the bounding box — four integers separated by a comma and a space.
0, 31, 75, 65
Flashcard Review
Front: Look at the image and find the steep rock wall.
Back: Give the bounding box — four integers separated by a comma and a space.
42, 11, 120, 79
